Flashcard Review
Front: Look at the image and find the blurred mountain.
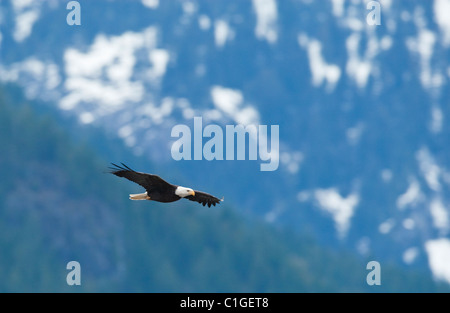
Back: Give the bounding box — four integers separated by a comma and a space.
1, 0, 450, 287
1, 85, 449, 292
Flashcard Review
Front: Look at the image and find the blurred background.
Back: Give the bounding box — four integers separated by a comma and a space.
1, 0, 450, 292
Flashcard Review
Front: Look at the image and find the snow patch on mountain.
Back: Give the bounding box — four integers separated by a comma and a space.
330, 0, 345, 18
210, 86, 260, 125
425, 238, 450, 284
430, 105, 444, 134
396, 179, 422, 210
60, 27, 165, 120
314, 188, 359, 239
346, 33, 372, 88
379, 218, 395, 234
252, 0, 278, 44
298, 34, 341, 92
198, 15, 211, 31
416, 147, 442, 192
214, 20, 234, 48
11, 0, 42, 42
406, 7, 445, 92
346, 123, 365, 145
280, 151, 303, 175
0, 57, 61, 99
13, 9, 39, 42
142, 0, 159, 10
434, 0, 450, 46
429, 198, 449, 235
148, 49, 170, 81
403, 247, 419, 265
326, 0, 394, 90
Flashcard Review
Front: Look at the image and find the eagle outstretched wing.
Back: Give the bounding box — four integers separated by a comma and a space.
185, 191, 223, 208
109, 163, 173, 192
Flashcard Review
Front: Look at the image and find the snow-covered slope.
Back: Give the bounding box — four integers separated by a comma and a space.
1, 0, 450, 284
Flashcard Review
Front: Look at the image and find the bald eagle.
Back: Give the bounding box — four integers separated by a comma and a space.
109, 163, 223, 207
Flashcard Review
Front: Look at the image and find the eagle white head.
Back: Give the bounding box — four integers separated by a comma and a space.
175, 186, 196, 198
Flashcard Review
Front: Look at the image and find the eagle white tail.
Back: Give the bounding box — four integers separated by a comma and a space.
129, 192, 150, 200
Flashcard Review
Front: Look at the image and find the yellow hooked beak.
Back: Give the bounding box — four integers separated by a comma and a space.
189, 190, 196, 196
